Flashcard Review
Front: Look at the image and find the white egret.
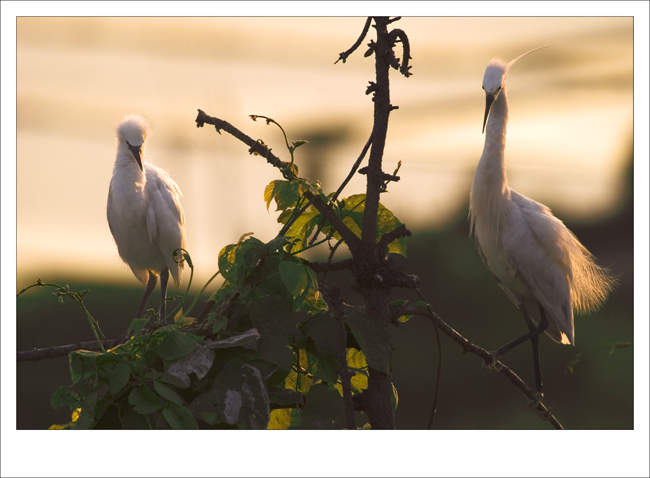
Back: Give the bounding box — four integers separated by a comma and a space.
469, 48, 616, 394
107, 114, 186, 329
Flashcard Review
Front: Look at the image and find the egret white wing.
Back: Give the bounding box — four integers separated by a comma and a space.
144, 163, 186, 287
501, 190, 574, 344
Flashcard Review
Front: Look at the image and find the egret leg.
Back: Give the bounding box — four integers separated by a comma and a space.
519, 307, 545, 396
159, 269, 169, 321
492, 306, 548, 395
135, 272, 158, 318
111, 272, 157, 347
494, 309, 548, 358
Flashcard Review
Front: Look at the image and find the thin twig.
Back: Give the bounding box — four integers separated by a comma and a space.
414, 289, 443, 429
376, 223, 411, 254
309, 132, 373, 246
279, 196, 313, 237
335, 17, 373, 64
388, 28, 413, 77
196, 110, 292, 175
303, 191, 362, 256
319, 239, 344, 289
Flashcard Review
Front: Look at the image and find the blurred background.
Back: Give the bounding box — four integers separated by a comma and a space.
12, 16, 636, 433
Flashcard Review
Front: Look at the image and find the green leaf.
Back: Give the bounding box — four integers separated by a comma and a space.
303, 313, 338, 359
268, 388, 304, 407
290, 383, 345, 429
154, 380, 183, 405
249, 294, 298, 337
279, 261, 310, 299
155, 330, 197, 361
283, 205, 321, 250
336, 193, 407, 257
265, 179, 301, 213
73, 392, 98, 429
128, 318, 148, 337
163, 403, 199, 430
69, 353, 84, 384
189, 389, 222, 425
218, 243, 242, 284
51, 385, 78, 410
212, 314, 228, 334
128, 386, 164, 415
109, 363, 131, 396
292, 140, 308, 150
257, 334, 293, 371
345, 310, 391, 373
155, 371, 190, 389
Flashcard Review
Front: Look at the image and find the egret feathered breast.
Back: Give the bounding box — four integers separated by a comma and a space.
107, 114, 186, 325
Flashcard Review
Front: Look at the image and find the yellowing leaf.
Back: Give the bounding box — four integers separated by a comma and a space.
268, 408, 292, 429
176, 316, 195, 326
347, 348, 369, 392
48, 423, 68, 430
342, 216, 362, 239
174, 308, 184, 323
264, 180, 278, 211
49, 408, 81, 430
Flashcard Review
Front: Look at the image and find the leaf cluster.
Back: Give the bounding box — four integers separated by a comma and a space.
49, 114, 405, 429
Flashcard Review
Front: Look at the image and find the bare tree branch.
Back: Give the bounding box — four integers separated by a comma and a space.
397, 304, 564, 429
335, 17, 372, 64
196, 110, 291, 174
18, 341, 111, 361
377, 223, 411, 254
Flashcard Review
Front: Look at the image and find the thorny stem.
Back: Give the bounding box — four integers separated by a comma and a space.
361, 17, 392, 260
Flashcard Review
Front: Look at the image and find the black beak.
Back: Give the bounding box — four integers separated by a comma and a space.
482, 93, 496, 134
127, 142, 144, 171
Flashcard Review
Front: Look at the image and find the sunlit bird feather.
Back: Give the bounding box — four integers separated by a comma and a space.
107, 114, 186, 328
469, 47, 616, 393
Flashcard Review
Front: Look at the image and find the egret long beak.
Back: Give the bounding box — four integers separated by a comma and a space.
482, 93, 496, 134
128, 143, 144, 171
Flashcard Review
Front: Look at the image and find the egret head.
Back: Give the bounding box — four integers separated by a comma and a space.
481, 46, 551, 133
481, 59, 507, 133
117, 114, 150, 170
